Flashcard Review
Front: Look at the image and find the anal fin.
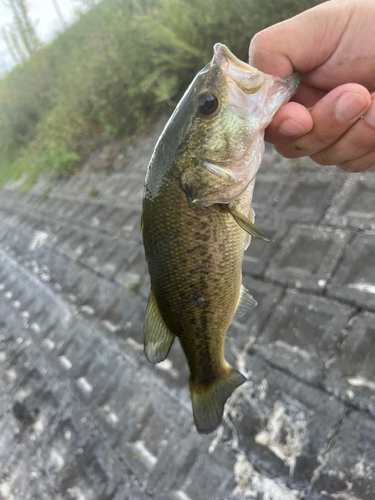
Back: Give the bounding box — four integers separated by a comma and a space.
232, 284, 257, 322
144, 291, 175, 364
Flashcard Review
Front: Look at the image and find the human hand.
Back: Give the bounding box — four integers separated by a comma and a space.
249, 0, 375, 172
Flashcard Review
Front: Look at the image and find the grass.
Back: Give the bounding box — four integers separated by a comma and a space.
0, 0, 323, 187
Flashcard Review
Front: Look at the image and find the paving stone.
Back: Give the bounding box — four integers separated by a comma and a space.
116, 387, 192, 494
271, 171, 343, 222
265, 224, 351, 291
327, 233, 375, 311
58, 198, 83, 220
323, 311, 375, 414
224, 356, 344, 492
306, 411, 375, 500
80, 235, 120, 273
121, 208, 142, 237
87, 202, 115, 228
171, 444, 236, 500
121, 176, 145, 205
0, 230, 32, 257
325, 172, 375, 230
106, 205, 130, 230
114, 482, 153, 500
0, 275, 34, 312
99, 287, 139, 337
71, 343, 122, 408
92, 361, 149, 445
252, 172, 291, 218
71, 199, 102, 222
242, 219, 290, 278
100, 175, 128, 197
0, 295, 145, 500
90, 243, 129, 279
115, 244, 148, 287
77, 277, 119, 318
54, 225, 83, 256
87, 439, 132, 499
44, 196, 67, 215
57, 435, 121, 500
22, 192, 39, 207
253, 290, 354, 384
53, 320, 97, 379
45, 256, 87, 295
230, 453, 301, 500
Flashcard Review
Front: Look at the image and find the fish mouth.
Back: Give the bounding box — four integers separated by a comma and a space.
213, 43, 266, 94
212, 43, 300, 97
213, 43, 252, 73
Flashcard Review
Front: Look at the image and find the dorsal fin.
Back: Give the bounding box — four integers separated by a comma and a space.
144, 291, 175, 364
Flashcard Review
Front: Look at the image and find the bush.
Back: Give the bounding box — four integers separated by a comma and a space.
0, 0, 323, 185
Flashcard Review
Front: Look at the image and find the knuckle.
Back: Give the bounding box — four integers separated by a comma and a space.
310, 127, 337, 146
310, 150, 334, 166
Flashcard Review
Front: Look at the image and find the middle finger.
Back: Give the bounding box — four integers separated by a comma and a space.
274, 84, 371, 159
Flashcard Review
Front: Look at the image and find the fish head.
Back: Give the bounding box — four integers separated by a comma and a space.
175, 43, 300, 206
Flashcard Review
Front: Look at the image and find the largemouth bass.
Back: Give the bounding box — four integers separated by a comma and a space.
142, 43, 299, 434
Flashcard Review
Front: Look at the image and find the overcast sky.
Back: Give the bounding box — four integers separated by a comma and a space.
0, 0, 91, 73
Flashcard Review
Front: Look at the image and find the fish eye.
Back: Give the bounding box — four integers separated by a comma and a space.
197, 92, 219, 117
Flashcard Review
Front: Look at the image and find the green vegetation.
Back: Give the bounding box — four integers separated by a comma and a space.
88, 188, 100, 197
124, 279, 142, 295
0, 0, 323, 186
39, 186, 52, 201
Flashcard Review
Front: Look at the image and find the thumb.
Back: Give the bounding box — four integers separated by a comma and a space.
248, 0, 353, 78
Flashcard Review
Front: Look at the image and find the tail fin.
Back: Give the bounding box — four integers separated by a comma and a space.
190, 368, 246, 434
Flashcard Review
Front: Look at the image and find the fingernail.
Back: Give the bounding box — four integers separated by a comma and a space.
334, 93, 368, 123
278, 118, 309, 136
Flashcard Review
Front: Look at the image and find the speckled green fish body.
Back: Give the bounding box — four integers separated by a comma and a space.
142, 44, 299, 434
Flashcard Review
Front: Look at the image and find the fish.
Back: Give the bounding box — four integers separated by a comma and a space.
141, 43, 299, 434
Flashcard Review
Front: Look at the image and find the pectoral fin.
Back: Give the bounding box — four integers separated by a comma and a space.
232, 284, 257, 322
144, 291, 175, 364
202, 161, 236, 180
227, 205, 270, 241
